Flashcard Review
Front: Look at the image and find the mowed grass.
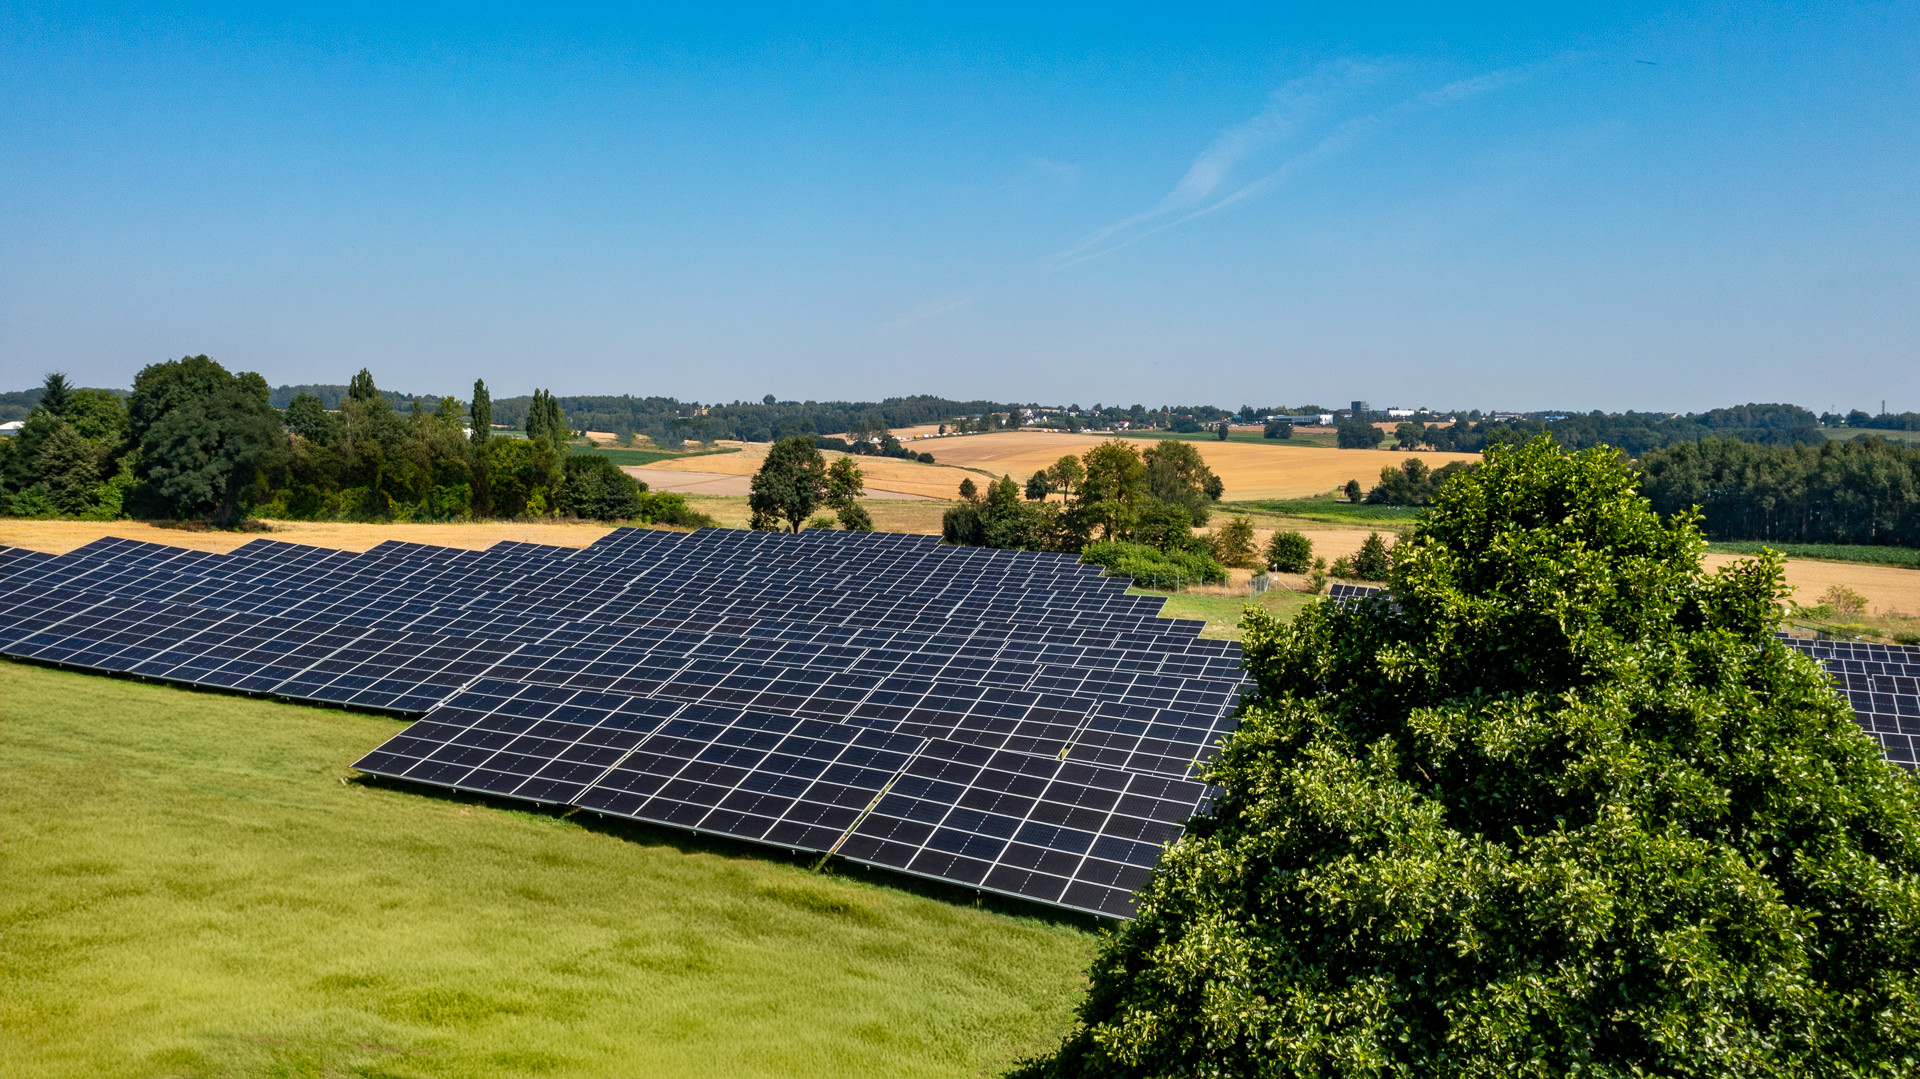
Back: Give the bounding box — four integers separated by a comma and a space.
575, 445, 742, 467
0, 662, 1097, 1079
1224, 499, 1424, 524
1129, 587, 1320, 640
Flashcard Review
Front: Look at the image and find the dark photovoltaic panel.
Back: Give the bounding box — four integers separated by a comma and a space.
0, 530, 1240, 918
12, 531, 1901, 918
1329, 581, 1920, 768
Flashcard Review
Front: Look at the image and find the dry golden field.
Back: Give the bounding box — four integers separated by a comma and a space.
0, 518, 623, 554
696, 431, 1474, 501
642, 441, 988, 500
898, 431, 1479, 501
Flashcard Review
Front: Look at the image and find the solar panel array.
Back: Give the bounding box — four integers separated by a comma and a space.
0, 528, 1249, 918
1329, 582, 1920, 767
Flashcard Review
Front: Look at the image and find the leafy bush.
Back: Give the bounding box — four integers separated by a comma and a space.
1080, 540, 1226, 586
1265, 529, 1313, 573
1015, 437, 1920, 1079
635, 491, 714, 528
1328, 554, 1353, 578
1210, 516, 1257, 568
1820, 583, 1869, 618
561, 453, 645, 520
1352, 531, 1391, 580
836, 503, 874, 531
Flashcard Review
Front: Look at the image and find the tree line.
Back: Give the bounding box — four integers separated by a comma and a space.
0, 359, 707, 527
1640, 436, 1920, 546
1410, 403, 1827, 455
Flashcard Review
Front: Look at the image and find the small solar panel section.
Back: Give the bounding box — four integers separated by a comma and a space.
0, 529, 1244, 918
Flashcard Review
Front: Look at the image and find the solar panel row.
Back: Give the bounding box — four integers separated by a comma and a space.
0, 527, 1244, 918
1328, 582, 1920, 766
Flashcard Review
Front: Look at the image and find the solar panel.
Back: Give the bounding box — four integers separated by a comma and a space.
9, 529, 1908, 919
0, 528, 1249, 918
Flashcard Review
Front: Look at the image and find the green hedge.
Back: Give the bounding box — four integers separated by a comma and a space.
1707, 540, 1920, 568
1079, 540, 1227, 586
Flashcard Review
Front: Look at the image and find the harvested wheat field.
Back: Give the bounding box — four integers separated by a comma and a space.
1700, 552, 1920, 616
900, 431, 1478, 501
0, 519, 625, 555
640, 441, 988, 500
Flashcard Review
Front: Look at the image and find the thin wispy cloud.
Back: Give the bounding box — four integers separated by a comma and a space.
1050, 60, 1546, 268
878, 292, 978, 333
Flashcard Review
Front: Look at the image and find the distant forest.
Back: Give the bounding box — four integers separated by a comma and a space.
6, 366, 1920, 546
9, 382, 1915, 446
1423, 404, 1833, 455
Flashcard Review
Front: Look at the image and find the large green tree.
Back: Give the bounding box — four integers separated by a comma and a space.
128, 355, 235, 445
749, 435, 828, 532
1016, 437, 1920, 1079
1142, 438, 1222, 524
140, 387, 290, 525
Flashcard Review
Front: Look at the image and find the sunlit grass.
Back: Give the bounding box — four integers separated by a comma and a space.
1129, 586, 1319, 640
0, 662, 1095, 1079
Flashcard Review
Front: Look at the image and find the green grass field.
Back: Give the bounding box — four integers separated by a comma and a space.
0, 662, 1095, 1079
1817, 426, 1920, 445
1129, 586, 1320, 640
1706, 540, 1920, 569
1224, 498, 1424, 523
573, 445, 742, 467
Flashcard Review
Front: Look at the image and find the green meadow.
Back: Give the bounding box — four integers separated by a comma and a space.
0, 662, 1095, 1079
573, 445, 742, 467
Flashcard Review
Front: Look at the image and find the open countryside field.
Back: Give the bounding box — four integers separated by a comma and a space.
675, 495, 955, 534
638, 442, 990, 500
0, 662, 1095, 1079
0, 518, 623, 554
896, 430, 1479, 501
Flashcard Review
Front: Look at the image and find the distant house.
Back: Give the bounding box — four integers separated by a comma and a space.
0, 420, 23, 435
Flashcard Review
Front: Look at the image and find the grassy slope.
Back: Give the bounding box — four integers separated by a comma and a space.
574, 445, 742, 467
1224, 499, 1423, 524
0, 662, 1094, 1079
1817, 426, 1920, 445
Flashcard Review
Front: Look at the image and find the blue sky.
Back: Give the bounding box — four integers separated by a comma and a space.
2, 3, 1915, 411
